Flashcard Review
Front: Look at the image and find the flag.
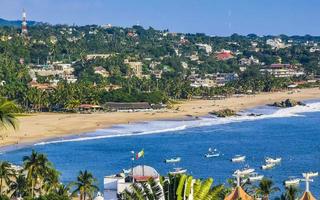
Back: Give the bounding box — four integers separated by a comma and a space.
136, 149, 144, 160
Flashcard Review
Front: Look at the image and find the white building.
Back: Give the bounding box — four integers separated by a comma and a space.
196, 43, 213, 54
260, 64, 305, 78
104, 165, 161, 200
266, 38, 291, 49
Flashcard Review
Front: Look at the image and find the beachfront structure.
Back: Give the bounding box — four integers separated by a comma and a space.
260, 64, 305, 78
104, 102, 153, 112
104, 165, 160, 200
225, 173, 253, 200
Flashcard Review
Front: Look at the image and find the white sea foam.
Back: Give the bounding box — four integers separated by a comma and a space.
34, 101, 320, 146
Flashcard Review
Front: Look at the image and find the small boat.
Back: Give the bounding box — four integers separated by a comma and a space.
284, 177, 300, 187
165, 157, 181, 163
231, 155, 246, 162
205, 148, 220, 158
234, 167, 255, 176
248, 173, 264, 182
169, 168, 187, 175
122, 168, 132, 174
261, 163, 276, 170
265, 157, 282, 164
302, 172, 319, 177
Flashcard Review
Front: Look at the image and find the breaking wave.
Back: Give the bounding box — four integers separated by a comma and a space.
34, 100, 320, 146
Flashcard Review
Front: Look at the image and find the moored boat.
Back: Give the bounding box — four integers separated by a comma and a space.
265, 157, 282, 164
302, 172, 318, 177
261, 163, 276, 170
169, 168, 187, 175
231, 155, 246, 162
234, 167, 255, 176
248, 173, 264, 182
165, 157, 181, 163
205, 148, 220, 158
284, 177, 300, 187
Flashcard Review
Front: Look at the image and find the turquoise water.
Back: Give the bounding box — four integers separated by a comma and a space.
0, 101, 320, 198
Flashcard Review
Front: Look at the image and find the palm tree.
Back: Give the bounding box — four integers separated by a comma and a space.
256, 178, 280, 200
121, 179, 164, 200
23, 150, 53, 197
72, 170, 98, 200
0, 161, 14, 195
0, 98, 19, 139
277, 186, 299, 200
8, 173, 28, 198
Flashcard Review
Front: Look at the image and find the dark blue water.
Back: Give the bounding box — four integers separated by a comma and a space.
0, 104, 320, 198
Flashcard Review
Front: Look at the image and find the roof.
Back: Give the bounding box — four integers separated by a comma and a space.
224, 186, 253, 200
132, 165, 159, 182
94, 66, 107, 72
216, 52, 234, 61
300, 192, 316, 200
105, 102, 152, 110
78, 104, 101, 109
270, 64, 292, 68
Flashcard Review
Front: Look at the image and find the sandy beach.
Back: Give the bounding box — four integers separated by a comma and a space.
1, 87, 319, 148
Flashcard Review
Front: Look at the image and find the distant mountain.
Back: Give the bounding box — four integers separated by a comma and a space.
0, 18, 41, 27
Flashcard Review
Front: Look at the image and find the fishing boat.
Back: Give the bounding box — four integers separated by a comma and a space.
205, 148, 220, 158
169, 168, 187, 175
234, 167, 255, 176
302, 172, 319, 177
261, 163, 276, 170
284, 177, 300, 187
164, 157, 181, 163
248, 173, 264, 182
265, 157, 282, 164
231, 155, 246, 162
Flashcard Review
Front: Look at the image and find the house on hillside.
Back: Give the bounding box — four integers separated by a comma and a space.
215, 50, 234, 61
94, 66, 110, 77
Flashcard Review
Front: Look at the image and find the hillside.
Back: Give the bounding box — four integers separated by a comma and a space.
0, 17, 40, 27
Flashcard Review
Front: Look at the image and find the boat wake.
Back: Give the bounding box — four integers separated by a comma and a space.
34, 100, 320, 146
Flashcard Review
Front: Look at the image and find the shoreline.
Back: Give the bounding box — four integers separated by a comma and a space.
1, 87, 320, 149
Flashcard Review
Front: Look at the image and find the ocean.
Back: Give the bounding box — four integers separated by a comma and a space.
0, 100, 320, 198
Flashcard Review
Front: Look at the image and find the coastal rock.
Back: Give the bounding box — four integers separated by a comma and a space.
271, 99, 305, 108
210, 109, 237, 117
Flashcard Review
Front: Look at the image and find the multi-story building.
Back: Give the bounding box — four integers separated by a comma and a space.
260, 64, 305, 78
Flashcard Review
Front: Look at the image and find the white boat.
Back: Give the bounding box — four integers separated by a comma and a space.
169, 168, 187, 175
234, 167, 255, 176
265, 157, 282, 164
231, 155, 246, 162
284, 177, 300, 187
205, 148, 220, 158
122, 168, 132, 174
261, 163, 276, 170
248, 173, 264, 182
165, 157, 181, 163
302, 172, 319, 177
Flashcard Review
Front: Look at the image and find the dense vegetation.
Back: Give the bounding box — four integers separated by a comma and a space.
0, 24, 320, 111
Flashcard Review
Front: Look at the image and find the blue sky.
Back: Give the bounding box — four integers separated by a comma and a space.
1, 0, 319, 36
